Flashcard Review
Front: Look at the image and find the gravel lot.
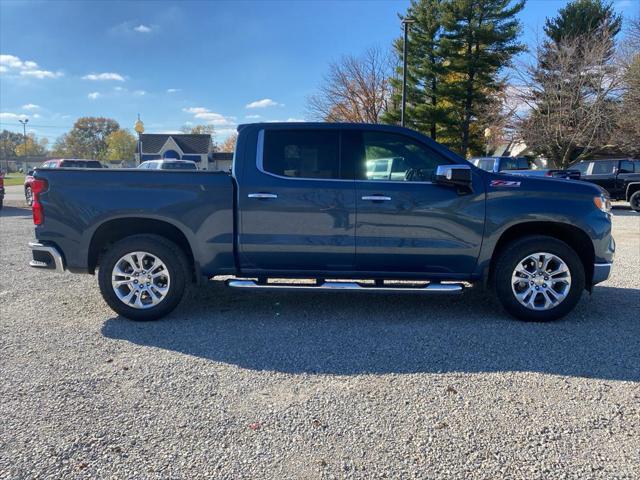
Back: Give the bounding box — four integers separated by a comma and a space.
1, 202, 639, 479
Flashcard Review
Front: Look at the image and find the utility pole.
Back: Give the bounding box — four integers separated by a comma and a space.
401, 18, 415, 127
19, 118, 29, 173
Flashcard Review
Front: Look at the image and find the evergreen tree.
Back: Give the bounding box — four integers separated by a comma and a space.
439, 0, 525, 157
383, 0, 445, 140
544, 0, 621, 45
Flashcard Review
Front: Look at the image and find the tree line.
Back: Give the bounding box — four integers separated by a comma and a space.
307, 0, 639, 167
0, 119, 236, 163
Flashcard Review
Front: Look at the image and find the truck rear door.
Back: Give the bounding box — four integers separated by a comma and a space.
237, 127, 356, 272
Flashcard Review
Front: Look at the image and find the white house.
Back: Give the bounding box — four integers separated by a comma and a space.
135, 134, 214, 169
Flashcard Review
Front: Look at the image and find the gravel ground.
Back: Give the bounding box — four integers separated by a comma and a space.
1, 203, 639, 479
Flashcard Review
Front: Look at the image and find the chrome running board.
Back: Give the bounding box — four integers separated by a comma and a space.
227, 279, 463, 294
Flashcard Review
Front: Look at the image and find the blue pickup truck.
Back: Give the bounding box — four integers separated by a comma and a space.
28, 123, 614, 322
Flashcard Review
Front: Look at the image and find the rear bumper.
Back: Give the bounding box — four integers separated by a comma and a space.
29, 241, 65, 273
592, 262, 612, 285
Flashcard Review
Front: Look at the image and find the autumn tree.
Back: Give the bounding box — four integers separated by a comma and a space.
106, 129, 137, 161
14, 133, 48, 156
53, 117, 120, 160
307, 47, 392, 123
218, 132, 237, 153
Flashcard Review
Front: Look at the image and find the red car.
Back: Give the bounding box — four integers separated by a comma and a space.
24, 159, 103, 206
0, 172, 5, 210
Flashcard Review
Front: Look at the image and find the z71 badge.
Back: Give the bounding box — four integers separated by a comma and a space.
490, 179, 521, 187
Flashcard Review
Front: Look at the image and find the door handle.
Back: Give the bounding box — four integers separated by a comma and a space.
248, 193, 278, 199
361, 195, 392, 201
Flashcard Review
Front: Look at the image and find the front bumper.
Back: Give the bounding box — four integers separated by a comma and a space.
592, 262, 612, 285
29, 241, 65, 273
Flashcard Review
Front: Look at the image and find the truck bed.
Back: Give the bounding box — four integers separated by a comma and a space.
33, 168, 236, 276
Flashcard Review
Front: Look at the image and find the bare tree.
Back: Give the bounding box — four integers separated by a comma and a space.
515, 31, 624, 168
307, 47, 392, 123
614, 16, 640, 157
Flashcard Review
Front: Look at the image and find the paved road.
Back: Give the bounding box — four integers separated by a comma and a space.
1, 204, 639, 479
2, 184, 26, 204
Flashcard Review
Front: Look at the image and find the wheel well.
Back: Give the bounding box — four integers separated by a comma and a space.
626, 183, 640, 201
88, 218, 195, 277
489, 222, 595, 286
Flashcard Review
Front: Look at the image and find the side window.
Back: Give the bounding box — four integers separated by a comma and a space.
263, 130, 340, 179
591, 160, 617, 175
500, 158, 521, 170
361, 131, 447, 182
570, 162, 591, 175
619, 160, 634, 173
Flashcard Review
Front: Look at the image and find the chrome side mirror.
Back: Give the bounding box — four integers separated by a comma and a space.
435, 164, 472, 190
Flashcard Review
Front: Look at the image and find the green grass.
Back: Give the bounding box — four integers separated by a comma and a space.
2, 175, 25, 187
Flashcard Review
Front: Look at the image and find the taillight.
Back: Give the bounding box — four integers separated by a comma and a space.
31, 178, 48, 225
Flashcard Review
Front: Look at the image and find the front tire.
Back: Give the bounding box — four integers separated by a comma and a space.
629, 190, 640, 212
493, 236, 585, 322
98, 235, 189, 321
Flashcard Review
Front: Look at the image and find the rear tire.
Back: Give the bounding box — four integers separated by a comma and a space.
98, 235, 189, 321
493, 235, 585, 322
629, 190, 640, 212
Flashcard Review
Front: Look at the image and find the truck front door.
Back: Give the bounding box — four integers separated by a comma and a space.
345, 129, 486, 275
237, 128, 356, 272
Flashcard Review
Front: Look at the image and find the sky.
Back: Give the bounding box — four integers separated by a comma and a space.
0, 0, 638, 144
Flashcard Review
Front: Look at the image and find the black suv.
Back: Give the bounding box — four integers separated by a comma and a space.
570, 158, 640, 211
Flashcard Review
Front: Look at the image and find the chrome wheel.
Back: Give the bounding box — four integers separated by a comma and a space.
511, 252, 571, 311
111, 251, 170, 309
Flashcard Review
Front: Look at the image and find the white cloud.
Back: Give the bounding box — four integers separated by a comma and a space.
182, 107, 236, 127
82, 72, 125, 81
88, 92, 101, 100
32, 113, 41, 118
0, 54, 63, 79
134, 24, 152, 33
22, 103, 40, 110
132, 90, 146, 96
245, 114, 261, 119
286, 117, 304, 122
167, 88, 180, 93
114, 86, 125, 91
0, 112, 28, 121
245, 98, 283, 109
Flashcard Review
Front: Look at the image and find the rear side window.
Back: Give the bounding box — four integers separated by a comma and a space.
591, 160, 616, 175
570, 162, 591, 175
619, 160, 634, 173
475, 159, 495, 171
263, 130, 340, 179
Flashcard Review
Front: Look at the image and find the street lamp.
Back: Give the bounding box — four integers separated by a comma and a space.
401, 17, 415, 127
18, 118, 29, 173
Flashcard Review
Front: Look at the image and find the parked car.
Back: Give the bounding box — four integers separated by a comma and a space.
0, 172, 4, 210
138, 160, 198, 170
471, 156, 580, 180
28, 123, 614, 322
569, 158, 640, 211
24, 159, 103, 206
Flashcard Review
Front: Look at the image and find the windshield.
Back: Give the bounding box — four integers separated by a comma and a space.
475, 159, 495, 171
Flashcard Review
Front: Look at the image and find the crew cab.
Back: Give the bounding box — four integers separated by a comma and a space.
570, 158, 640, 211
24, 159, 103, 206
471, 156, 580, 180
28, 123, 615, 322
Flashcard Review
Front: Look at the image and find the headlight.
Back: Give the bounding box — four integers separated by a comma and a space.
593, 195, 611, 213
